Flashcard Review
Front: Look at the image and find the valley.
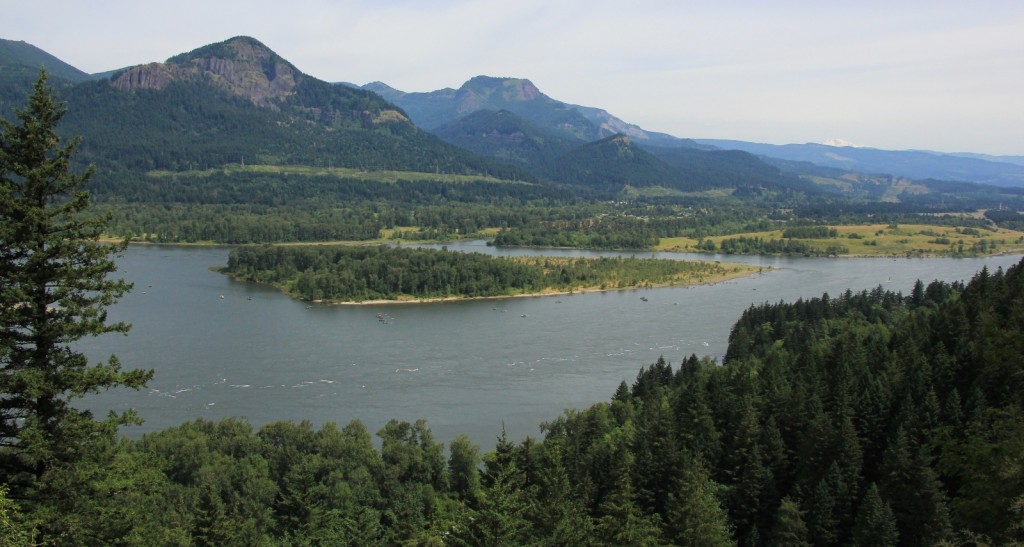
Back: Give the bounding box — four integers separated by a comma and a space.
3, 31, 1024, 545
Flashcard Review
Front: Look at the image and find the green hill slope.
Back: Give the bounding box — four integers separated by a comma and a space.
432, 109, 578, 170
543, 134, 687, 192
0, 38, 91, 115
32, 36, 531, 182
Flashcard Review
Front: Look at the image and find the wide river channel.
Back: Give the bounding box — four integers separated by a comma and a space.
81, 242, 1023, 448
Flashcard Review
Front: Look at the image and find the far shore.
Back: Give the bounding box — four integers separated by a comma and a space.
104, 235, 1024, 260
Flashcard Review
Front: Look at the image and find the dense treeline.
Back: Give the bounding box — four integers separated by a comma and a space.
222, 245, 745, 302
488, 205, 778, 250
782, 225, 838, 239
100, 203, 384, 244
225, 245, 546, 301
490, 216, 662, 250
708, 235, 850, 256
985, 209, 1024, 231
8, 258, 1023, 544
88, 171, 564, 207
90, 171, 577, 243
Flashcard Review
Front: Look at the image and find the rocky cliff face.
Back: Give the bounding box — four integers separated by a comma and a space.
108, 36, 409, 128
111, 36, 299, 110
110, 63, 181, 92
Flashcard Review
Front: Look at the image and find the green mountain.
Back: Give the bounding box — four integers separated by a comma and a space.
23, 36, 531, 181
363, 76, 686, 147
545, 134, 689, 192
433, 109, 830, 196
646, 145, 824, 194
365, 76, 597, 141
432, 109, 578, 170
0, 38, 90, 82
0, 38, 92, 115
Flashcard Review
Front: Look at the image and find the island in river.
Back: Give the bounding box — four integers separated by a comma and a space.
220, 245, 764, 303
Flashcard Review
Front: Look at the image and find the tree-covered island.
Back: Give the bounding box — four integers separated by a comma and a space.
221, 245, 763, 303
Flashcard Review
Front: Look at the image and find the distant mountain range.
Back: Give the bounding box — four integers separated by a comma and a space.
360, 76, 687, 147
359, 76, 1024, 189
697, 139, 1024, 189
1, 35, 1022, 201
355, 77, 811, 193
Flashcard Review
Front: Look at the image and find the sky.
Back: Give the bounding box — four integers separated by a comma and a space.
3, 0, 1023, 156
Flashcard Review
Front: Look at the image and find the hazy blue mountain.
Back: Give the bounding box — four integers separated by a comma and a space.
362, 76, 687, 147
950, 151, 1024, 168
698, 139, 1024, 188
645, 145, 823, 194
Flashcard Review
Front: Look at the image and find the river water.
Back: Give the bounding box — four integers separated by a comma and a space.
80, 242, 1023, 448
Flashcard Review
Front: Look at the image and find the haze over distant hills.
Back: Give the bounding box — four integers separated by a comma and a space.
361, 73, 1024, 189
361, 76, 687, 147
697, 139, 1024, 189
2, 34, 1024, 195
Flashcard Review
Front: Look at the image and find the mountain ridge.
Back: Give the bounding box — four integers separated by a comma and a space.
698, 139, 1024, 188
3, 35, 1022, 193
0, 38, 91, 83
361, 75, 685, 146
35, 36, 532, 182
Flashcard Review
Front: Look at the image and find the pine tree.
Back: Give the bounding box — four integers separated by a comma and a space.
447, 434, 481, 503
0, 71, 152, 485
769, 496, 810, 547
851, 483, 898, 547
664, 459, 734, 546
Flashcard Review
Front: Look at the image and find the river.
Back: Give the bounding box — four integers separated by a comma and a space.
80, 242, 1023, 448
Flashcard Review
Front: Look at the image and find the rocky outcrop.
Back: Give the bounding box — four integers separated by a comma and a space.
111, 63, 183, 92
111, 37, 299, 109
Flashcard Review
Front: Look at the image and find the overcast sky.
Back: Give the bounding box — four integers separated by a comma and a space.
3, 0, 1022, 155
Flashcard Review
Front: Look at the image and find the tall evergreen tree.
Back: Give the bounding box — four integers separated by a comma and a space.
0, 71, 152, 487
769, 496, 810, 547
664, 459, 735, 546
851, 482, 898, 547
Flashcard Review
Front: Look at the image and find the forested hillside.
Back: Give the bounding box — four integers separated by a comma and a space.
6, 37, 1024, 249
0, 38, 90, 117
9, 258, 1023, 544
432, 109, 578, 170
56, 37, 530, 180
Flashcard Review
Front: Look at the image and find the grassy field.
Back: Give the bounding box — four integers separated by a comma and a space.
146, 163, 527, 185
656, 223, 1024, 257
